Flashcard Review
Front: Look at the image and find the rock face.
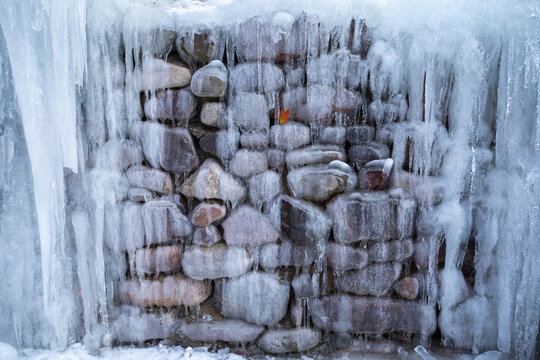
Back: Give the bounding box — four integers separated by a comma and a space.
326, 192, 416, 243
119, 275, 212, 307
181, 320, 265, 343
338, 263, 402, 296
280, 196, 331, 247
222, 205, 279, 246
258, 328, 321, 354
190, 60, 228, 97
180, 159, 245, 202
142, 200, 193, 245
182, 243, 252, 280
270, 122, 311, 150
131, 245, 182, 275
311, 295, 437, 336
192, 225, 221, 246
324, 243, 368, 271
216, 272, 290, 326
260, 242, 315, 272
126, 165, 172, 194
190, 202, 226, 226
138, 122, 199, 173
144, 88, 197, 121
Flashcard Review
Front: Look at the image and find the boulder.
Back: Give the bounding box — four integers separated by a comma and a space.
190, 203, 226, 227
339, 263, 402, 297
142, 200, 193, 245
144, 88, 197, 121
181, 320, 264, 343
176, 26, 224, 65
368, 239, 414, 262
280, 196, 331, 247
248, 170, 282, 206
132, 58, 191, 91
137, 122, 199, 173
260, 242, 315, 272
311, 295, 437, 336
229, 150, 268, 178
118, 275, 212, 307
229, 62, 285, 94
126, 165, 172, 194
358, 158, 393, 190
231, 92, 269, 130
258, 328, 321, 354
180, 158, 246, 203
190, 60, 228, 97
348, 143, 390, 166
326, 192, 416, 243
324, 243, 368, 271
393, 277, 419, 300
286, 163, 349, 202
192, 225, 221, 247
269, 122, 311, 150
285, 145, 346, 167
216, 272, 290, 326
182, 243, 252, 280
222, 205, 279, 246
130, 245, 182, 275
200, 102, 225, 128
328, 160, 358, 191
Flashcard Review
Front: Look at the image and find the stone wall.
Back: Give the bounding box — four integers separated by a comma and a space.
109, 15, 444, 356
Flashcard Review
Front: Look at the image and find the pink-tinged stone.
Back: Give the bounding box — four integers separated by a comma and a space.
190, 203, 226, 226
192, 225, 221, 247
338, 262, 401, 297
324, 243, 368, 271
358, 158, 393, 190
368, 238, 414, 263
222, 205, 279, 246
130, 245, 182, 275
118, 275, 212, 307
292, 271, 334, 299
393, 277, 419, 300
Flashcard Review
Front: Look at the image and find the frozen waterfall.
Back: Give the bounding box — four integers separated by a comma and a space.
0, 0, 538, 359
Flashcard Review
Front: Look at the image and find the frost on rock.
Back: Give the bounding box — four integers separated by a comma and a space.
229, 149, 268, 178
270, 121, 311, 150
259, 242, 315, 272
130, 245, 182, 275
324, 243, 368, 271
142, 200, 193, 245
222, 205, 279, 246
200, 102, 225, 128
132, 58, 191, 92
230, 92, 269, 130
182, 243, 252, 280
285, 144, 346, 167
176, 26, 225, 66
287, 164, 348, 202
190, 60, 228, 97
258, 328, 321, 354
192, 225, 221, 247
248, 170, 282, 206
229, 62, 285, 94
180, 320, 264, 343
144, 88, 197, 121
338, 262, 402, 297
280, 196, 331, 247
126, 165, 172, 194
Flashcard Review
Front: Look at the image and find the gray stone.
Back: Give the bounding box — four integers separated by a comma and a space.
324, 243, 368, 271
393, 277, 419, 300
222, 205, 279, 246
182, 243, 252, 280
137, 122, 199, 173
181, 320, 264, 343
130, 245, 182, 275
267, 149, 285, 169
285, 145, 346, 167
258, 328, 321, 354
159, 193, 188, 214
348, 142, 390, 166
248, 170, 281, 206
292, 272, 334, 299
122, 202, 145, 250
200, 102, 225, 128
216, 272, 290, 326
269, 122, 311, 150
286, 164, 348, 202
328, 160, 358, 191
290, 300, 303, 327
327, 332, 352, 350
368, 239, 414, 262
326, 192, 416, 243
346, 125, 375, 144
190, 60, 228, 97
127, 188, 154, 202
229, 150, 268, 178
192, 225, 221, 247
311, 295, 437, 336
358, 158, 393, 190
281, 196, 331, 247
199, 128, 239, 160
231, 92, 269, 130
240, 130, 269, 149
260, 242, 315, 272
320, 126, 346, 145
229, 62, 285, 94
180, 158, 246, 203
126, 165, 172, 194
233, 17, 279, 61
132, 58, 191, 91
118, 275, 212, 307
144, 88, 197, 121
142, 200, 193, 245
339, 262, 402, 297
190, 202, 226, 227
176, 26, 224, 65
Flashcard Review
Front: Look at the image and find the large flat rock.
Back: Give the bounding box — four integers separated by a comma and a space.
180, 320, 264, 343
258, 328, 321, 354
